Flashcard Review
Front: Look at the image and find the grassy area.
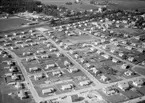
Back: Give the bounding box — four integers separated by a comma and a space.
0, 17, 29, 31
103, 0, 145, 10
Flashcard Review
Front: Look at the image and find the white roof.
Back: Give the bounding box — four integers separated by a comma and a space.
36, 27, 48, 32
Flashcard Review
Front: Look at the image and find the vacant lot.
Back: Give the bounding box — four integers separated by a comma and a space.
0, 17, 29, 31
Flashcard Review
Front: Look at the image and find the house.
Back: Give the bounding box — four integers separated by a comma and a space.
118, 52, 124, 57
18, 90, 27, 100
61, 84, 74, 90
103, 88, 118, 96
25, 39, 32, 43
47, 44, 51, 48
4, 43, 12, 47
26, 57, 36, 62
85, 63, 91, 68
45, 64, 56, 70
22, 52, 33, 56
79, 58, 86, 64
29, 67, 39, 72
64, 60, 71, 67
21, 44, 29, 48
34, 73, 44, 80
102, 54, 110, 59
11, 74, 19, 80
124, 70, 134, 76
121, 64, 129, 69
131, 43, 137, 47
141, 61, 145, 66
74, 54, 80, 59
133, 78, 144, 87
36, 50, 46, 54
112, 58, 119, 63
118, 82, 130, 91
110, 49, 116, 53
125, 46, 133, 50
5, 73, 13, 77
42, 88, 55, 94
52, 71, 62, 76
137, 48, 145, 53
134, 36, 140, 40
128, 57, 135, 62
49, 48, 57, 52
102, 45, 107, 49
41, 55, 50, 59
15, 82, 23, 89
69, 50, 75, 54
100, 75, 110, 82
59, 42, 64, 47
101, 39, 106, 43
122, 40, 127, 44
97, 50, 102, 55
69, 68, 79, 73
9, 66, 18, 72
79, 80, 91, 86
89, 47, 96, 53
90, 67, 101, 75
56, 53, 63, 58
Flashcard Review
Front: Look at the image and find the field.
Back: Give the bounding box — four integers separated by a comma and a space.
0, 17, 29, 31
106, 0, 145, 10
38, 0, 145, 11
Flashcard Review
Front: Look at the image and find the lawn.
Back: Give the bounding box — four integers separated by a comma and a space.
0, 17, 29, 31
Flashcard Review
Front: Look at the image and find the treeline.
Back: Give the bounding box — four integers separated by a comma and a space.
0, 0, 43, 14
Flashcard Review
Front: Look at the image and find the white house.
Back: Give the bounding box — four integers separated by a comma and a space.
125, 46, 133, 50
102, 54, 110, 59
90, 67, 101, 75
17, 90, 26, 100
118, 82, 130, 91
42, 88, 55, 94
103, 88, 118, 96
121, 64, 129, 69
69, 68, 79, 73
52, 71, 62, 76
128, 57, 135, 62
64, 60, 71, 66
45, 64, 56, 70
124, 70, 134, 76
61, 84, 74, 90
133, 78, 144, 87
34, 73, 44, 80
100, 75, 109, 82
110, 49, 116, 53
118, 52, 124, 57
112, 58, 119, 63
29, 67, 39, 72
79, 80, 91, 86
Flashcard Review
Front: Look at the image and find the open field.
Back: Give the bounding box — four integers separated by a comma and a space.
0, 17, 29, 31
106, 0, 145, 10
38, 0, 145, 11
